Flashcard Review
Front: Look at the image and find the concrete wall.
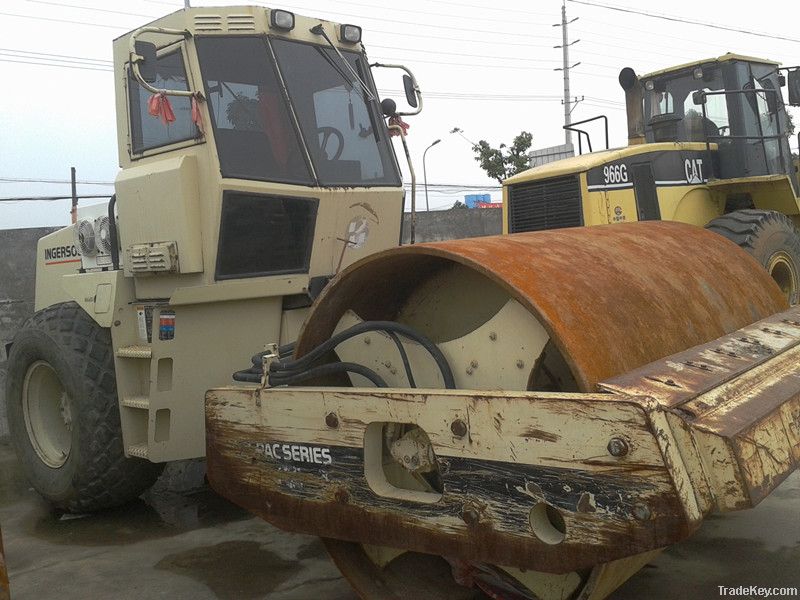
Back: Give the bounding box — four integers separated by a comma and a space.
401, 207, 501, 243
0, 210, 501, 439
0, 227, 59, 438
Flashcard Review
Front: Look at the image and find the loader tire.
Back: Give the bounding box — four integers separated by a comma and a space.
5, 302, 163, 513
706, 209, 800, 305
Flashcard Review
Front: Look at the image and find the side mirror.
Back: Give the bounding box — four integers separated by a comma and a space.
402, 75, 418, 108
134, 41, 158, 84
788, 69, 800, 107
692, 90, 706, 106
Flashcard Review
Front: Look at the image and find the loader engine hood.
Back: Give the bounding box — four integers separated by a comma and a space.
505, 141, 714, 186
503, 142, 716, 233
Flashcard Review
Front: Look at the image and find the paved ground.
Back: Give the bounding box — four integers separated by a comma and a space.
1, 441, 797, 599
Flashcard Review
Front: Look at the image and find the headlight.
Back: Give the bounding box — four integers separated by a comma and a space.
340, 24, 362, 43
270, 9, 294, 31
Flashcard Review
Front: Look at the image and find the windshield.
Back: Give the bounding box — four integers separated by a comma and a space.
196, 36, 400, 188
643, 66, 729, 143
271, 38, 400, 187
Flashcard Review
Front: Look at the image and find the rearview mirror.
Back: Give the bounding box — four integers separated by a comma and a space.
134, 41, 158, 84
403, 75, 418, 108
788, 69, 800, 107
692, 90, 706, 106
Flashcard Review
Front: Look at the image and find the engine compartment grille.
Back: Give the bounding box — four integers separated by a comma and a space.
507, 175, 582, 233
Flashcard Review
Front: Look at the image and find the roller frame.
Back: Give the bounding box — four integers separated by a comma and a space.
206, 305, 800, 574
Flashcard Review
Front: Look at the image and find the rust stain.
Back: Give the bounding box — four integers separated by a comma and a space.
206, 408, 694, 574
521, 428, 561, 443
296, 221, 785, 392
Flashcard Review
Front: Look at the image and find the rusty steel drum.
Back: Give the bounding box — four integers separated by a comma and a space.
294, 221, 786, 599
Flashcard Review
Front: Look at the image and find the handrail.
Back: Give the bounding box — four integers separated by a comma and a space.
563, 115, 609, 155
370, 63, 423, 116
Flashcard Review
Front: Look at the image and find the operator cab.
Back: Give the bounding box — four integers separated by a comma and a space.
637, 54, 798, 190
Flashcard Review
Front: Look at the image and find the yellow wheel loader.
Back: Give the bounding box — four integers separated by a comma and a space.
3, 6, 798, 599
504, 54, 800, 304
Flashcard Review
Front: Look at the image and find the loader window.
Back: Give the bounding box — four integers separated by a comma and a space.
196, 36, 313, 185
128, 49, 197, 154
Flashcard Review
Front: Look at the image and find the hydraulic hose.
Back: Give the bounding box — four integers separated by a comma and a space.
270, 321, 454, 388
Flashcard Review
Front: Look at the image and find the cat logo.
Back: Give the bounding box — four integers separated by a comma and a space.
684, 158, 705, 184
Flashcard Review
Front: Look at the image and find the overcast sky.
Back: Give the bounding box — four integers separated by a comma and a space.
1, 0, 798, 228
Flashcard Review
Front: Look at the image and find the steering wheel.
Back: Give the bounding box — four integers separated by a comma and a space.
317, 126, 345, 161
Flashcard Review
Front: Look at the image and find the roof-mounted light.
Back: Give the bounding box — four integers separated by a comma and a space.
270, 10, 295, 31
693, 67, 704, 80
645, 80, 655, 91
340, 24, 362, 43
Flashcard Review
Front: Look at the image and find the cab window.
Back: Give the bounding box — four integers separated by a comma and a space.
128, 49, 196, 154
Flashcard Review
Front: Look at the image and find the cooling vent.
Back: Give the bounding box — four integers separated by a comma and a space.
194, 14, 223, 31
76, 219, 97, 256
95, 216, 113, 254
227, 14, 256, 31
507, 175, 583, 233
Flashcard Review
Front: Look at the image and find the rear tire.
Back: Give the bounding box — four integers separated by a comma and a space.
5, 302, 163, 513
706, 209, 800, 305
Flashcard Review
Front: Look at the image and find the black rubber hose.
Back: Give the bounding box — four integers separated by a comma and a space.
249, 341, 298, 368
108, 194, 119, 270
387, 331, 416, 387
269, 361, 388, 388
232, 369, 262, 383
270, 321, 454, 388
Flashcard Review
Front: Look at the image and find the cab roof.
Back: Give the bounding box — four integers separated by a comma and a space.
640, 53, 779, 80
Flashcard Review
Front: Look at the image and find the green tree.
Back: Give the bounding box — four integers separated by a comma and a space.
451, 128, 533, 183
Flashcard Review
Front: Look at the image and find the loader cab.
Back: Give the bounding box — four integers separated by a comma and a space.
638, 55, 798, 192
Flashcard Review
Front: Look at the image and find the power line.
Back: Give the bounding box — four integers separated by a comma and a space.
373, 55, 560, 72
25, 0, 156, 19
0, 57, 112, 72
423, 0, 553, 17
0, 195, 111, 203
568, 0, 800, 44
305, 0, 555, 27
368, 44, 563, 64
0, 48, 112, 65
0, 11, 124, 29
277, 2, 560, 41
0, 177, 114, 185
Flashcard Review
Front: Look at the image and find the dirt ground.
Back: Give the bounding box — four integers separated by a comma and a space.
1, 441, 797, 599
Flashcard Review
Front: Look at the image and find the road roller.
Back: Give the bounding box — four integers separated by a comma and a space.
206, 221, 800, 599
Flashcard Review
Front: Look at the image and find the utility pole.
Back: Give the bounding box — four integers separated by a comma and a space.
70, 167, 78, 224
554, 1, 581, 146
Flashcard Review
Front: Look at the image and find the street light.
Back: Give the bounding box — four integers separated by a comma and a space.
423, 138, 441, 211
